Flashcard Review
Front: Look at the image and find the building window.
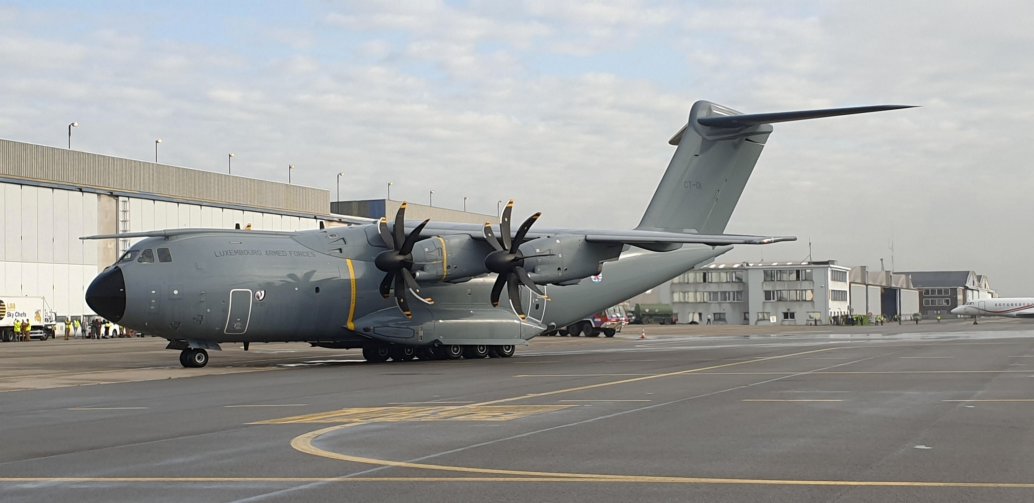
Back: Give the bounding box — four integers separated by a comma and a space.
782, 311, 796, 321
756, 312, 771, 321
713, 312, 727, 322
831, 270, 848, 282
764, 269, 814, 282
764, 290, 815, 302
830, 290, 848, 302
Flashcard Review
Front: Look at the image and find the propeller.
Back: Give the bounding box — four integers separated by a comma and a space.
373, 202, 433, 318
482, 200, 548, 319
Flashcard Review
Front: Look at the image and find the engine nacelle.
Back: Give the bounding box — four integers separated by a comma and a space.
412, 234, 491, 283
519, 236, 623, 285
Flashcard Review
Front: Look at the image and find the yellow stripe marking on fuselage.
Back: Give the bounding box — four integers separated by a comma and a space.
437, 236, 448, 281
346, 259, 357, 331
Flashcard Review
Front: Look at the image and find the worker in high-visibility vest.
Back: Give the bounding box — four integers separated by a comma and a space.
23, 319, 32, 341
12, 319, 22, 341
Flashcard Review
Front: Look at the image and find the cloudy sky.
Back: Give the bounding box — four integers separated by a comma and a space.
1, 1, 1032, 294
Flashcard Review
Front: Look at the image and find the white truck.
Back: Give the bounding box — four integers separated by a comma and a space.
0, 296, 58, 342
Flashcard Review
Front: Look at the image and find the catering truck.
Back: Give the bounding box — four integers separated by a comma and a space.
0, 296, 58, 342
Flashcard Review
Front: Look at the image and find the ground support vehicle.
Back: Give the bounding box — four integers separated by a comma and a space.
0, 296, 58, 342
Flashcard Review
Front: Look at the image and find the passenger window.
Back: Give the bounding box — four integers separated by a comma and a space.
157, 248, 173, 263
137, 249, 155, 264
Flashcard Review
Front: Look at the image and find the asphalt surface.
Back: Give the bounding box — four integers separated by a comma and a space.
3, 320, 1034, 502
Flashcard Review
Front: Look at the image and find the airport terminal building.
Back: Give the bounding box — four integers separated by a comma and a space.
0, 139, 331, 319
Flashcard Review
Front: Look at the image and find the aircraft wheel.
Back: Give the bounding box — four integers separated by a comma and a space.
390, 345, 416, 361
558, 329, 569, 336
463, 345, 489, 359
496, 345, 515, 357
362, 345, 391, 363
443, 344, 464, 359
182, 349, 208, 368
603, 328, 616, 337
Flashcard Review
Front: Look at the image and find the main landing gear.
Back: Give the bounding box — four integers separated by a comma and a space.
179, 348, 209, 368
362, 344, 515, 363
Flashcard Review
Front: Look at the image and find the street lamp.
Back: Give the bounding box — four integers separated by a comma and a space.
463, 196, 468, 212
154, 138, 162, 163
67, 122, 78, 149
386, 181, 392, 200
429, 190, 434, 207
228, 153, 234, 174
288, 164, 294, 184
336, 172, 343, 202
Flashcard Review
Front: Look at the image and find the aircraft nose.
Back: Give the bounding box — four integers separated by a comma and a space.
950, 306, 962, 315
86, 266, 126, 322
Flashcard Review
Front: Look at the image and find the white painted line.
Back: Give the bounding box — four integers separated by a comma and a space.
224, 404, 308, 408
68, 407, 149, 411
900, 356, 954, 359
558, 399, 652, 403
943, 399, 1034, 402
742, 399, 844, 402
387, 401, 475, 405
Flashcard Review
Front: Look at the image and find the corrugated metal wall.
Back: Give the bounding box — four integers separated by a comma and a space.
0, 139, 328, 215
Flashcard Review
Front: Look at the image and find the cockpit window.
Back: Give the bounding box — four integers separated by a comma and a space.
157, 248, 173, 263
117, 250, 138, 264
137, 249, 155, 264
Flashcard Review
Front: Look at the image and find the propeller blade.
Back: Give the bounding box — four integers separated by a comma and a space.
379, 272, 394, 298
512, 212, 541, 247
400, 268, 433, 304
394, 274, 413, 318
377, 217, 395, 249
393, 202, 408, 249
514, 266, 544, 296
399, 219, 430, 256
490, 274, 507, 307
483, 223, 504, 251
500, 200, 514, 250
507, 273, 526, 319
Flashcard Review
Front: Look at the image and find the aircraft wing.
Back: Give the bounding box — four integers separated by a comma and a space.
416, 222, 794, 248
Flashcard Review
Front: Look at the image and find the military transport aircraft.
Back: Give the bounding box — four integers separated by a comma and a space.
85, 100, 911, 367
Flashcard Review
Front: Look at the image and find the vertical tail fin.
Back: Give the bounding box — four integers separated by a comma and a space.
637, 101, 914, 234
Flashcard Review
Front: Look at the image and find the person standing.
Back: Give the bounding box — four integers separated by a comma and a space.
13, 319, 21, 342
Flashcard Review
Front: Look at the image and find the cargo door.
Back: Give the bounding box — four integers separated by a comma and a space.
224, 288, 253, 335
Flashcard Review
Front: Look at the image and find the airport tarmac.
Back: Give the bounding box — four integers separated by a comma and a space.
3, 320, 1034, 502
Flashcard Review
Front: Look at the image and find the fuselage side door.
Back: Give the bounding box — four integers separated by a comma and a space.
524, 286, 548, 324
224, 288, 253, 335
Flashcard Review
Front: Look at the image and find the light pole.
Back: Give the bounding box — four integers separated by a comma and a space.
429, 190, 434, 207
463, 196, 467, 212
336, 172, 343, 201
288, 164, 294, 184
386, 181, 392, 200
67, 122, 78, 149
154, 138, 162, 163
496, 200, 502, 218
228, 153, 234, 174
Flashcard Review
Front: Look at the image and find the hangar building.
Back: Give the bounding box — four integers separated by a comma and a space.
0, 138, 332, 319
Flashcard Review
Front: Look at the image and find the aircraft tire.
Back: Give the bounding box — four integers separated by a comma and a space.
363, 345, 391, 363
463, 345, 489, 359
390, 345, 416, 361
496, 345, 515, 357
182, 349, 208, 368
443, 345, 464, 359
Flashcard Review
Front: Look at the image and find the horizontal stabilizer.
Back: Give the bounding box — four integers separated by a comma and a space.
697, 104, 916, 129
